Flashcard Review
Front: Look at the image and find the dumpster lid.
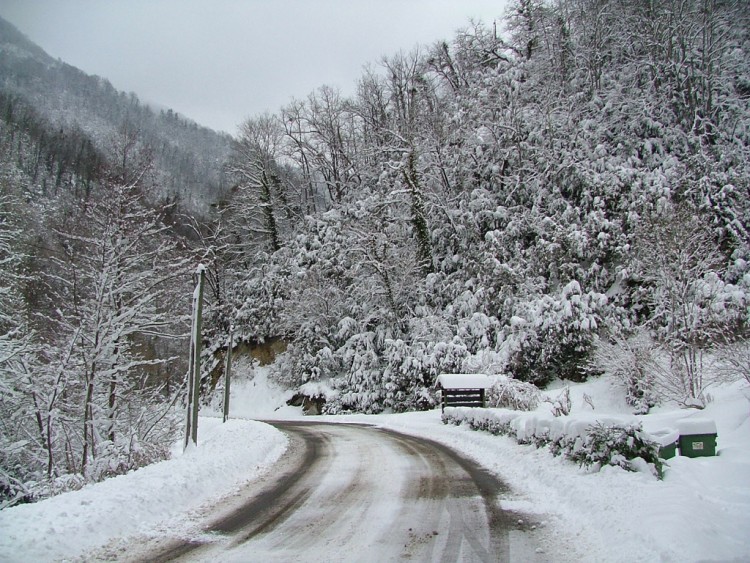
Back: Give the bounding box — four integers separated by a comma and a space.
647, 428, 679, 446
676, 418, 717, 435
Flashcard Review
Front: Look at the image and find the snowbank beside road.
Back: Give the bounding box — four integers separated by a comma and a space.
0, 418, 287, 563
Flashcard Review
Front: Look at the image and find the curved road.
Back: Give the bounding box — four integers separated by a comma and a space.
131, 422, 546, 562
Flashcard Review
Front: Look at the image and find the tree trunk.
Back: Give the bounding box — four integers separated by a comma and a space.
81, 367, 95, 475
402, 151, 433, 276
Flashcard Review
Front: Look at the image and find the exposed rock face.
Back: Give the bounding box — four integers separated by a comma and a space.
286, 393, 326, 415
234, 338, 288, 366
209, 337, 288, 388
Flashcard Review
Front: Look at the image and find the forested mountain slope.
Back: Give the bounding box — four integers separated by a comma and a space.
0, 18, 219, 506
0, 16, 232, 213
207, 0, 750, 414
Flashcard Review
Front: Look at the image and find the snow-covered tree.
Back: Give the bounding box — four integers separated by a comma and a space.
227, 114, 301, 259
43, 172, 188, 477
630, 207, 747, 406
217, 0, 750, 414
0, 193, 37, 505
593, 328, 660, 414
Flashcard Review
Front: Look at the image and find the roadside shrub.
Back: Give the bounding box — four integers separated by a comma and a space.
441, 409, 514, 436
442, 408, 663, 478
593, 330, 659, 414
468, 416, 513, 436
548, 434, 576, 457
486, 376, 541, 411
565, 422, 663, 477
544, 386, 572, 417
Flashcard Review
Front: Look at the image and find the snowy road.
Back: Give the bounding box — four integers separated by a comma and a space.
132, 422, 544, 562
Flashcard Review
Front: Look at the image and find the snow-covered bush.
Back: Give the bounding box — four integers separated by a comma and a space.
272, 341, 340, 391
380, 339, 459, 412
546, 432, 576, 457
714, 340, 750, 386
593, 329, 660, 414
486, 376, 541, 411
504, 281, 606, 386
442, 408, 663, 478
332, 331, 386, 414
461, 349, 507, 378
544, 386, 572, 417
0, 450, 36, 508
442, 408, 517, 436
89, 439, 156, 481
566, 422, 663, 477
23, 474, 86, 507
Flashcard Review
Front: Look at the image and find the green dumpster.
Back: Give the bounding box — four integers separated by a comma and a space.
649, 429, 679, 460
676, 419, 717, 458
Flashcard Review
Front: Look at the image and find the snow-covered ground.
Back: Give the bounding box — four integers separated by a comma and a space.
0, 418, 287, 562
1, 362, 748, 562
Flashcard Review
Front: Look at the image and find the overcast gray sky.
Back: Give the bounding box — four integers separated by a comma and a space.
0, 0, 509, 135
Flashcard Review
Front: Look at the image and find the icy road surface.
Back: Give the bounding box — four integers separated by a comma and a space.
130, 422, 545, 562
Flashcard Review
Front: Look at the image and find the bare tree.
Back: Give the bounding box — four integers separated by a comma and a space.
631, 207, 745, 406
227, 114, 301, 260
281, 86, 362, 207
48, 171, 187, 476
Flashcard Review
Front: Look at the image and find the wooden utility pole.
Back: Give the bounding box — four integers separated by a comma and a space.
223, 325, 233, 423
185, 265, 205, 449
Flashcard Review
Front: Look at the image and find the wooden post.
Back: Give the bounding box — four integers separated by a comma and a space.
223, 325, 233, 423
185, 265, 205, 449
184, 330, 194, 449
191, 266, 205, 445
